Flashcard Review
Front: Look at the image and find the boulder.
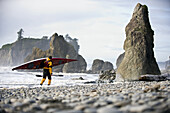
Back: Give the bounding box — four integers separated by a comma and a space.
63, 55, 87, 73
91, 59, 104, 74
91, 59, 113, 74
99, 70, 116, 82
101, 62, 113, 71
117, 3, 161, 80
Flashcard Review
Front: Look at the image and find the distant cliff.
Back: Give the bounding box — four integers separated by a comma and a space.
0, 38, 50, 66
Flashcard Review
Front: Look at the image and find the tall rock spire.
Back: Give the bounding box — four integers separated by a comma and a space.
117, 3, 161, 80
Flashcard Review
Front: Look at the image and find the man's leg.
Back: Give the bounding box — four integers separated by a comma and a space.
40, 70, 47, 85
40, 78, 46, 85
48, 74, 51, 85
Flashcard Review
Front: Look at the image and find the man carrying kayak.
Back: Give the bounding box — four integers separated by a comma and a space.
40, 56, 52, 86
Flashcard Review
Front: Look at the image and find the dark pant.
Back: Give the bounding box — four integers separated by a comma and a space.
43, 69, 51, 80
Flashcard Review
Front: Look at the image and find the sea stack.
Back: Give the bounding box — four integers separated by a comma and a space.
117, 3, 161, 80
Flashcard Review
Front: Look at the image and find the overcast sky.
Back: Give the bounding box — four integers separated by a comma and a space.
0, 0, 170, 67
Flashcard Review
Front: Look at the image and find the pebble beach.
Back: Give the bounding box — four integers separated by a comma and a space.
0, 81, 170, 113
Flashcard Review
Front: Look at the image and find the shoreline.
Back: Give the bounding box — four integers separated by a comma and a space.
0, 81, 170, 113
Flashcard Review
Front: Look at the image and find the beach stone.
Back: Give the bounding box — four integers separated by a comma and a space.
23, 98, 35, 104
99, 70, 116, 81
62, 99, 70, 103
84, 108, 97, 113
10, 98, 17, 103
55, 110, 83, 113
93, 101, 108, 108
74, 104, 89, 110
2, 104, 11, 109
40, 104, 50, 110
32, 105, 42, 110
72, 77, 84, 80
127, 105, 152, 112
83, 98, 96, 104
97, 107, 122, 113
107, 96, 124, 103
13, 102, 24, 108
4, 99, 11, 104
47, 108, 59, 113
113, 100, 131, 107
70, 98, 81, 103
117, 3, 161, 80
148, 101, 162, 107
0, 109, 6, 113
90, 92, 98, 97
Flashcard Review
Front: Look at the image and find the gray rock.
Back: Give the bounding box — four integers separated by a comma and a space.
13, 102, 24, 108
148, 101, 162, 107
23, 98, 35, 104
63, 55, 87, 73
117, 3, 161, 80
84, 108, 97, 113
71, 77, 84, 80
116, 52, 125, 69
91, 59, 104, 74
93, 101, 108, 108
90, 59, 113, 74
31, 105, 42, 110
2, 104, 12, 109
40, 104, 50, 110
0, 109, 6, 113
74, 104, 89, 110
0, 37, 50, 66
47, 108, 59, 113
107, 96, 124, 103
55, 110, 83, 113
97, 107, 122, 113
113, 100, 131, 107
10, 98, 17, 103
99, 70, 116, 82
101, 62, 113, 72
128, 105, 153, 112
83, 98, 96, 104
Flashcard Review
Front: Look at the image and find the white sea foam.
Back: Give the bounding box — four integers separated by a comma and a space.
0, 67, 99, 88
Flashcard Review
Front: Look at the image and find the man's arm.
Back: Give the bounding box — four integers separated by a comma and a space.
49, 62, 52, 75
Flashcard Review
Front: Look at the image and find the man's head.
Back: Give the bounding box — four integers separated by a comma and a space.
49, 56, 52, 60
46, 56, 52, 61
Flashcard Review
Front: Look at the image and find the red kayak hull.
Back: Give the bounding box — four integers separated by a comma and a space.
12, 58, 77, 71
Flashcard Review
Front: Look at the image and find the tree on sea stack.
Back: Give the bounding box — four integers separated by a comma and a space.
117, 3, 161, 80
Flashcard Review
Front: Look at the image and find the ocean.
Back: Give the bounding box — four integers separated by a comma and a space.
0, 67, 99, 88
